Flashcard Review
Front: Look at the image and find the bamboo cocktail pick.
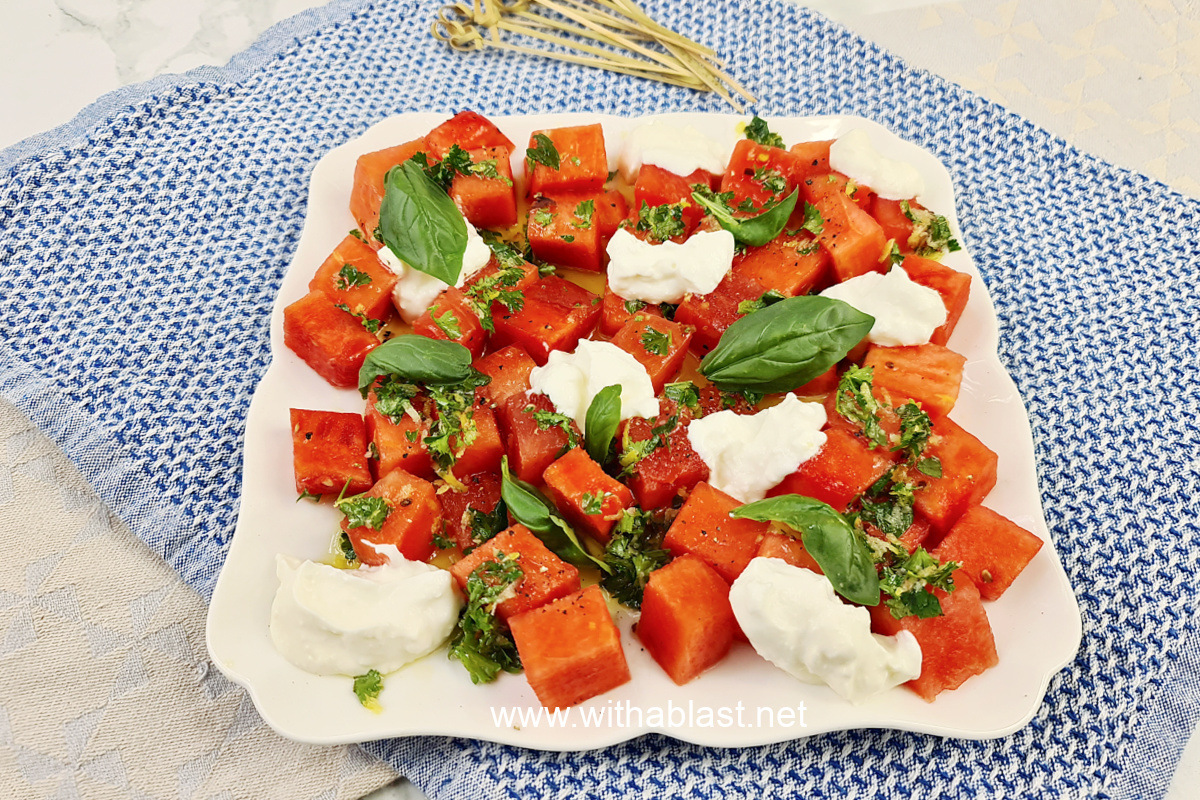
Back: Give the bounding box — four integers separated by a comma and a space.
432, 0, 756, 109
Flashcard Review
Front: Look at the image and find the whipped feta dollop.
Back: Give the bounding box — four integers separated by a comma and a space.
730, 557, 922, 703
376, 219, 492, 324
829, 129, 925, 201
819, 267, 947, 347
606, 228, 735, 305
269, 549, 462, 676
687, 393, 827, 503
527, 339, 659, 427
617, 120, 732, 183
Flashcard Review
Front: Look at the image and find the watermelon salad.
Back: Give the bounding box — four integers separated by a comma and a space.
276, 110, 1046, 712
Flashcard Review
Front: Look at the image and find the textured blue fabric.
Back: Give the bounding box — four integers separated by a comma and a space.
2, 1, 1198, 798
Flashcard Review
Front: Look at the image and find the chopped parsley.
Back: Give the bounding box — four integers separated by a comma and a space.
448, 555, 524, 684
663, 381, 701, 414
618, 414, 678, 477
349, 228, 365, 241
531, 207, 555, 228
737, 289, 786, 316
894, 401, 942, 476
885, 239, 904, 266
334, 303, 383, 334
835, 365, 888, 450
424, 370, 492, 482
743, 115, 784, 148
372, 376, 420, 424
296, 489, 322, 503
572, 199, 596, 228
753, 167, 787, 197
801, 201, 824, 236
469, 158, 513, 186
581, 491, 607, 516
901, 200, 961, 256
462, 263, 526, 333
432, 532, 455, 550
601, 508, 671, 609
561, 234, 575, 243
335, 530, 358, 565
623, 298, 647, 315
336, 494, 390, 531
352, 669, 384, 711
525, 133, 560, 172
465, 501, 508, 551
528, 405, 579, 456
634, 201, 686, 243
432, 309, 462, 339
640, 327, 671, 356
336, 264, 373, 291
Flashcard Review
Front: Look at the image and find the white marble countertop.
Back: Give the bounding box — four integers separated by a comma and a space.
1, 1, 1197, 798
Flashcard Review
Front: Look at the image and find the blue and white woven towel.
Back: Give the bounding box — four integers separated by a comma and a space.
2, 1, 1198, 797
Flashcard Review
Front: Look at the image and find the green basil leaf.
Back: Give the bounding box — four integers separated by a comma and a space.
700, 296, 874, 394
379, 160, 467, 285
584, 385, 622, 464
500, 458, 610, 573
733, 494, 880, 606
690, 188, 799, 247
357, 335, 475, 396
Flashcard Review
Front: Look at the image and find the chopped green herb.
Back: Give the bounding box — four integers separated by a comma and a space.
349, 228, 365, 241
878, 546, 959, 620
336, 494, 390, 531
432, 532, 455, 550
635, 201, 686, 243
607, 169, 619, 182
448, 555, 524, 683
901, 200, 961, 256
744, 115, 784, 148
525, 133, 560, 173
531, 207, 555, 228
893, 401, 939, 471
623, 298, 647, 315
529, 405, 579, 455
640, 327, 671, 356
835, 365, 887, 449
353, 669, 384, 710
801, 201, 824, 236
601, 508, 671, 609
432, 309, 462, 340
886, 239, 904, 266
424, 370, 491, 480
561, 234, 575, 243
753, 166, 787, 197
335, 530, 358, 564
465, 501, 508, 549
737, 289, 787, 316
296, 489, 322, 503
462, 261, 526, 334
336, 263, 372, 292
468, 159, 513, 186
572, 199, 596, 228
418, 145, 475, 191
404, 429, 419, 444
658, 302, 678, 321
663, 381, 701, 414
372, 376, 420, 425
581, 492, 607, 516
618, 414, 678, 477
334, 303, 383, 334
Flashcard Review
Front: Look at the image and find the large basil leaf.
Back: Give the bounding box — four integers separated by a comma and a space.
700, 296, 873, 394
379, 160, 468, 285
732, 494, 880, 607
500, 458, 610, 573
690, 188, 799, 247
584, 384, 622, 464
357, 335, 475, 396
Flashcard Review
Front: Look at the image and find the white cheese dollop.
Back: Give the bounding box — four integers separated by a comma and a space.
606, 228, 735, 305
617, 120, 732, 183
829, 129, 925, 201
527, 339, 659, 427
687, 393, 827, 503
376, 219, 492, 324
269, 549, 462, 676
730, 557, 922, 703
819, 267, 947, 347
